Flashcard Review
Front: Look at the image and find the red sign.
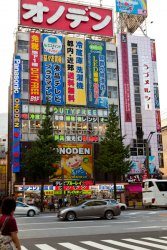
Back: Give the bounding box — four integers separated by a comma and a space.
121, 33, 131, 122
54, 186, 90, 191
156, 110, 161, 132
29, 32, 41, 104
20, 0, 113, 37
150, 40, 157, 62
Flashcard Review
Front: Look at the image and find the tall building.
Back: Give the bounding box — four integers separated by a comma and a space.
8, 0, 163, 203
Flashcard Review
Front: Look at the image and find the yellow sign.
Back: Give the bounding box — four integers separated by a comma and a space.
65, 37, 86, 105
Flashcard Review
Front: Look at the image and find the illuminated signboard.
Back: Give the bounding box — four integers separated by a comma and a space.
20, 0, 113, 37
51, 144, 93, 180
86, 40, 108, 109
42, 34, 64, 105
65, 37, 86, 106
116, 0, 147, 16
29, 32, 41, 104
12, 56, 21, 173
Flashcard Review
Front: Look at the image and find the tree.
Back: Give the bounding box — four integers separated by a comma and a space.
96, 105, 131, 200
23, 102, 60, 212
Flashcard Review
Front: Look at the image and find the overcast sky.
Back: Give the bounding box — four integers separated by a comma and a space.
0, 0, 166, 119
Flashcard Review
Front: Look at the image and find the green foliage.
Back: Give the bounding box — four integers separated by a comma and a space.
23, 102, 60, 211
96, 104, 131, 181
23, 102, 60, 181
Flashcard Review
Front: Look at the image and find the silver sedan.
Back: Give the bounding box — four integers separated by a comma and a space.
15, 201, 40, 217
57, 199, 121, 221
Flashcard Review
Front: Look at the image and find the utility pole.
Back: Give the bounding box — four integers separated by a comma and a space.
61, 166, 64, 207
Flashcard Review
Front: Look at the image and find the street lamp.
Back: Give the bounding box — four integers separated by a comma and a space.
145, 131, 156, 179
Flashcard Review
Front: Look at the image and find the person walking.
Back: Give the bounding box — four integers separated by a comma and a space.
0, 197, 21, 250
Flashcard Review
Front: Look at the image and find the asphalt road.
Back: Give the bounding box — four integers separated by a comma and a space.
17, 209, 167, 249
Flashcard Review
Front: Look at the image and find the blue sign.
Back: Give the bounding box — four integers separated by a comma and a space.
86, 40, 108, 109
42, 34, 64, 105
12, 55, 21, 173
116, 0, 147, 16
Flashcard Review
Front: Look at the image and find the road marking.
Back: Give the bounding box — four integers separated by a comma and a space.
103, 239, 150, 249
21, 246, 28, 250
35, 244, 57, 250
142, 237, 167, 243
81, 241, 119, 249
59, 242, 88, 249
123, 238, 167, 249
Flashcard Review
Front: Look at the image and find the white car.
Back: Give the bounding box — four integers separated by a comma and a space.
15, 201, 40, 217
104, 199, 127, 211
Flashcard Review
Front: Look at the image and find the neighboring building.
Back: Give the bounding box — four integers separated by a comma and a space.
8, 0, 163, 203
0, 136, 7, 195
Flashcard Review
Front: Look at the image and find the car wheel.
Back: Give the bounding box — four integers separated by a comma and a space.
105, 210, 114, 220
66, 212, 76, 221
120, 206, 125, 211
28, 210, 35, 217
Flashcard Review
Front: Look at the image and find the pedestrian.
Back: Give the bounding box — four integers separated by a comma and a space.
0, 197, 21, 250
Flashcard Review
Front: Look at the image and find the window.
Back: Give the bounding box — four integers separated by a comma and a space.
136, 107, 141, 113
108, 86, 118, 98
22, 79, 28, 92
18, 40, 29, 53
133, 67, 139, 74
133, 74, 139, 81
22, 60, 29, 72
134, 86, 140, 94
22, 120, 29, 133
107, 68, 117, 80
132, 47, 138, 55
106, 50, 116, 63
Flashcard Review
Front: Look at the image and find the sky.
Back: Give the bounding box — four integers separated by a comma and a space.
0, 0, 166, 120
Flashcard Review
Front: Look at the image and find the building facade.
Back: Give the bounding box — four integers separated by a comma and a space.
8, 0, 163, 203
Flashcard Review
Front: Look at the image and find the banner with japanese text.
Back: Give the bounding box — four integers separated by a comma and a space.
142, 56, 152, 110
12, 56, 21, 172
156, 110, 161, 132
121, 33, 131, 121
51, 144, 93, 180
20, 0, 113, 37
42, 34, 64, 105
29, 32, 41, 104
116, 0, 147, 16
86, 40, 108, 109
65, 37, 86, 106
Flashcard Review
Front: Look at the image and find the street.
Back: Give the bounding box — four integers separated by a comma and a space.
17, 209, 167, 249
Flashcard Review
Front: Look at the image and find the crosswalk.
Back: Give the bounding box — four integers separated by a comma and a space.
21, 236, 167, 249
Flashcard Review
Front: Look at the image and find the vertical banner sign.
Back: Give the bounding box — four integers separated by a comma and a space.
29, 32, 41, 104
86, 40, 108, 109
150, 40, 157, 62
13, 56, 21, 173
121, 34, 131, 122
65, 37, 86, 105
42, 34, 64, 105
154, 86, 160, 109
156, 110, 161, 132
142, 56, 152, 110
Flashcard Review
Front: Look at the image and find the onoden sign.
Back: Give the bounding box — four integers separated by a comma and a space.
51, 144, 93, 180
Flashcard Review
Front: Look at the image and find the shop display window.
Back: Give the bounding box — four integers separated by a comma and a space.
99, 124, 107, 135
30, 120, 41, 131
53, 121, 64, 133
22, 120, 29, 133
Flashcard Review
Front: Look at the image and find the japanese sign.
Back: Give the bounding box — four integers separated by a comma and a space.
42, 34, 64, 105
29, 32, 41, 104
156, 110, 161, 132
53, 180, 94, 186
65, 37, 86, 106
20, 0, 113, 37
13, 56, 21, 173
142, 56, 152, 110
86, 40, 108, 109
154, 86, 160, 109
150, 40, 157, 62
116, 0, 147, 16
51, 144, 93, 180
120, 33, 131, 122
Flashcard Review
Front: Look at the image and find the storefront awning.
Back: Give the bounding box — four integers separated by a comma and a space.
125, 185, 142, 193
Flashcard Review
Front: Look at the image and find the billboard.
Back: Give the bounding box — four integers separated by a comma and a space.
51, 144, 93, 180
120, 34, 131, 122
29, 32, 41, 104
86, 40, 108, 109
42, 34, 64, 105
116, 0, 147, 16
142, 56, 152, 110
12, 56, 21, 172
20, 0, 113, 37
65, 37, 86, 106
150, 40, 157, 61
